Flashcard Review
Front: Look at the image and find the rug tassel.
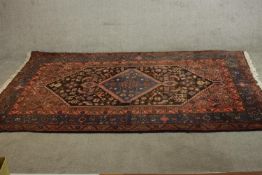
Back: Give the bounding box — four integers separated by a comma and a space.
244, 51, 262, 90
0, 51, 32, 94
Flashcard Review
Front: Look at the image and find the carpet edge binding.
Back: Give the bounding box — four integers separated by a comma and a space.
0, 51, 32, 94
244, 51, 262, 90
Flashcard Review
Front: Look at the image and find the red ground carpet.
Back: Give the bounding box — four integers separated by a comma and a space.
0, 51, 262, 132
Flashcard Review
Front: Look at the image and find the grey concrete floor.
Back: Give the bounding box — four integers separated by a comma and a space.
0, 0, 262, 173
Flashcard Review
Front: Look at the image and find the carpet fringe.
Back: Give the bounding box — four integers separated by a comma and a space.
244, 51, 262, 90
0, 51, 32, 94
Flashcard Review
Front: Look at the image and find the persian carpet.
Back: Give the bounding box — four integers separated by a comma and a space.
0, 51, 262, 132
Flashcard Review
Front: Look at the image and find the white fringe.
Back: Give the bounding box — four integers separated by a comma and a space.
244, 51, 262, 89
0, 52, 32, 94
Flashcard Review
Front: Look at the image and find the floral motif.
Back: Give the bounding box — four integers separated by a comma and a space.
46, 65, 212, 106
0, 51, 262, 132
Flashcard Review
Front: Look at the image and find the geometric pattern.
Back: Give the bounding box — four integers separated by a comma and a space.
99, 69, 161, 103
46, 65, 213, 106
1, 51, 262, 132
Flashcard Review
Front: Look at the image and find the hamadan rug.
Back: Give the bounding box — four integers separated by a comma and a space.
0, 51, 262, 132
